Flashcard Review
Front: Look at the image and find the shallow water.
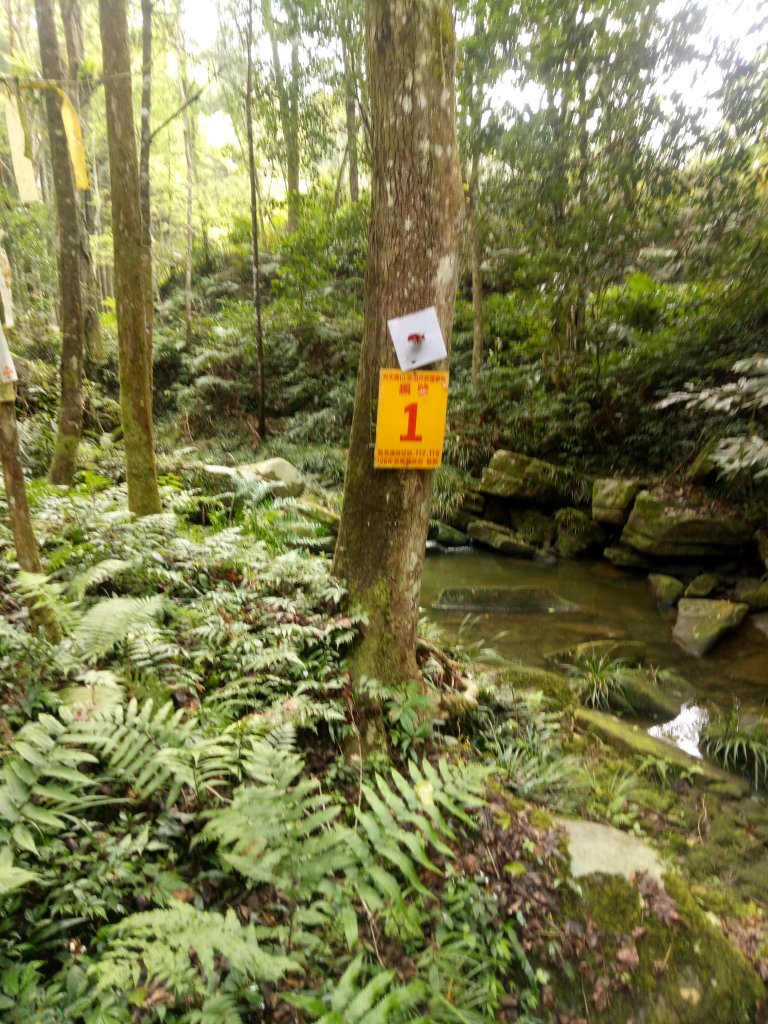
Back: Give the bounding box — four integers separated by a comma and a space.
421, 550, 768, 716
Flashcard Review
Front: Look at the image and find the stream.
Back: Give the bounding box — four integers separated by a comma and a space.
421, 550, 768, 719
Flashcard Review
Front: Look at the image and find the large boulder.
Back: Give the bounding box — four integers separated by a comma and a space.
621, 489, 752, 560
466, 519, 537, 557
435, 586, 579, 614
478, 450, 588, 509
554, 507, 605, 558
592, 477, 643, 526
672, 598, 749, 657
732, 577, 768, 611
239, 457, 304, 498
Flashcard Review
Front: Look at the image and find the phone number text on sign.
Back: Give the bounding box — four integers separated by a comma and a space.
374, 369, 449, 470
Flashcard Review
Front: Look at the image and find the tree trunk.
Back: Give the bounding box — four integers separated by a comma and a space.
342, 35, 359, 203
0, 385, 62, 642
262, 0, 300, 232
332, 0, 463, 719
245, 0, 266, 438
36, 0, 85, 486
174, 3, 195, 344
139, 0, 154, 375
59, 0, 103, 367
99, 0, 161, 516
468, 150, 484, 393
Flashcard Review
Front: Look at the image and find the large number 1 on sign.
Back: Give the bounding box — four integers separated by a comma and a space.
400, 402, 423, 442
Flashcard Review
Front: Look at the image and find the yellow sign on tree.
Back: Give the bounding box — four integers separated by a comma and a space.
374, 369, 449, 469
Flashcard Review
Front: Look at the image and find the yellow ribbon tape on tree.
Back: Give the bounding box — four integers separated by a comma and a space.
2, 79, 89, 196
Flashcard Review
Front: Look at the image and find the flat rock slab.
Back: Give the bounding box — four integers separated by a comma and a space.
435, 586, 580, 614
557, 818, 664, 883
672, 598, 748, 657
467, 520, 537, 558
575, 708, 749, 797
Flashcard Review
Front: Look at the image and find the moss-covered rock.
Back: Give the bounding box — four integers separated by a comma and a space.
432, 522, 468, 547
493, 664, 576, 709
555, 506, 606, 558
545, 639, 647, 668
685, 573, 721, 598
732, 577, 768, 611
466, 519, 537, 557
622, 489, 752, 560
555, 872, 763, 1023
478, 450, 588, 509
618, 667, 685, 720
648, 573, 684, 609
574, 708, 749, 797
508, 508, 556, 547
592, 477, 643, 526
604, 544, 655, 570
673, 599, 749, 657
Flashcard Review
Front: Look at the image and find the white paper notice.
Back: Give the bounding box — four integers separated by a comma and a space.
388, 306, 447, 371
0, 323, 17, 384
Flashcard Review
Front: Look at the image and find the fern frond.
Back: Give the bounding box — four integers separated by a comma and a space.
70, 559, 132, 601
72, 595, 166, 660
93, 901, 296, 1004
14, 571, 78, 633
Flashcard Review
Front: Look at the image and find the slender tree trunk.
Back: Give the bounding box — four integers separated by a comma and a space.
139, 0, 154, 378
174, 4, 194, 344
99, 0, 161, 516
0, 384, 62, 642
59, 0, 103, 367
332, 0, 463, 718
262, 0, 300, 232
468, 149, 484, 393
35, 0, 85, 485
574, 82, 589, 353
342, 35, 359, 202
245, 1, 266, 438
286, 39, 301, 231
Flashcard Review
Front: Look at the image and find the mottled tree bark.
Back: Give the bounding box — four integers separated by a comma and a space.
59, 0, 103, 367
174, 2, 195, 344
36, 0, 85, 485
139, 0, 154, 377
332, 0, 463, 711
342, 35, 359, 203
99, 0, 161, 516
262, 0, 301, 232
0, 385, 62, 642
468, 150, 484, 392
245, 0, 266, 437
